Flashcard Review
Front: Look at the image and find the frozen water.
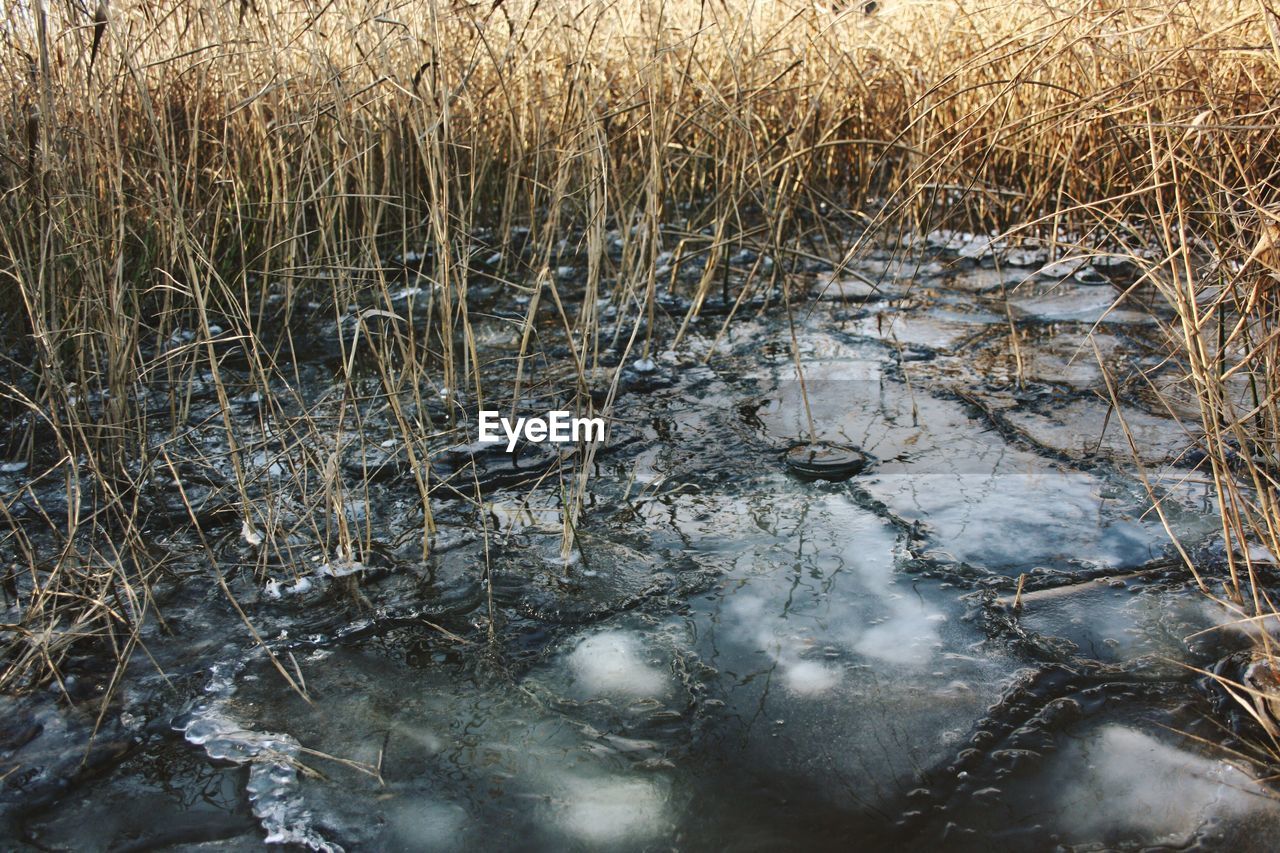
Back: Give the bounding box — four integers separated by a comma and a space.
751, 353, 1175, 573
811, 274, 883, 301
1003, 246, 1047, 267
842, 307, 1000, 351
1043, 725, 1280, 846
780, 659, 844, 696
317, 558, 366, 578
48, 244, 1257, 851
566, 631, 669, 699
1010, 285, 1155, 324
1003, 397, 1194, 465
549, 776, 670, 844
1034, 256, 1088, 278
867, 460, 1167, 571
918, 717, 1280, 849
1014, 578, 1217, 666
265, 575, 314, 599
702, 493, 946, 669
175, 660, 340, 852
682, 490, 1017, 815
383, 800, 469, 851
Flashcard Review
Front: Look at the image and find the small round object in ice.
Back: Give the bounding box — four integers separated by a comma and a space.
567, 631, 667, 697
784, 442, 871, 482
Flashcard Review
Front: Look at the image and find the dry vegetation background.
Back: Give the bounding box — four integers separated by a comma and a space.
1, 0, 1279, 722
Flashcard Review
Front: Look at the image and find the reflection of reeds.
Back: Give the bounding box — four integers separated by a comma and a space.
0, 0, 1276, 710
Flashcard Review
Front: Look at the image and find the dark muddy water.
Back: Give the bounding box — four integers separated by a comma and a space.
3, 237, 1279, 850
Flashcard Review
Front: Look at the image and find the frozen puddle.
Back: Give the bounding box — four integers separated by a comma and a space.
1009, 285, 1157, 325
1002, 397, 1196, 466
226, 645, 683, 851
934, 723, 1280, 850
175, 660, 341, 852
40, 249, 1269, 851
383, 800, 469, 850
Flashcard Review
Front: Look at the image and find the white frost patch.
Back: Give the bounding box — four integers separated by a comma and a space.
241, 520, 264, 546
553, 777, 668, 844
780, 660, 843, 696
834, 518, 946, 666
1050, 725, 1278, 846
567, 631, 667, 698
852, 610, 947, 666
250, 450, 287, 478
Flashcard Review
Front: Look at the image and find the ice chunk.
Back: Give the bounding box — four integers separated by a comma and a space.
178, 660, 340, 852
867, 462, 1167, 573
811, 272, 884, 301
316, 559, 365, 578
1002, 398, 1193, 465
1015, 580, 1214, 666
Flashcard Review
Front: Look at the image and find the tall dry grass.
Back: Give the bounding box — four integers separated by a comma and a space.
0, 0, 1277, 715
